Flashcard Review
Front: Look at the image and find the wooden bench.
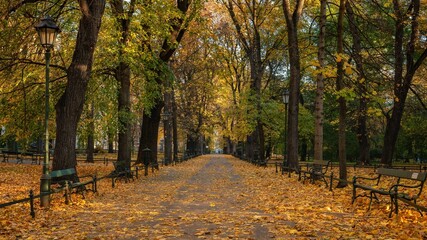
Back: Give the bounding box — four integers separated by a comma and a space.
50, 168, 96, 204
352, 168, 427, 217
302, 160, 331, 187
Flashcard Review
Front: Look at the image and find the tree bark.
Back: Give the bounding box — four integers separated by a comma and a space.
108, 131, 114, 153
282, 0, 305, 170
86, 103, 94, 163
314, 0, 326, 163
137, 100, 163, 166
172, 90, 178, 163
163, 82, 173, 165
53, 0, 106, 179
346, 1, 370, 165
336, 0, 347, 188
116, 61, 132, 170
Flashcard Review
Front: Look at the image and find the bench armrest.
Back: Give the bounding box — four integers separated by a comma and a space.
353, 175, 380, 182
352, 175, 381, 186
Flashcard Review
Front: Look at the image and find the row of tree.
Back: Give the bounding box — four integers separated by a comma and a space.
0, 0, 207, 177
209, 0, 427, 186
1, 1, 427, 186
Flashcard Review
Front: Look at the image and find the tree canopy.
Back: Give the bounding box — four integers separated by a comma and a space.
1, 0, 427, 171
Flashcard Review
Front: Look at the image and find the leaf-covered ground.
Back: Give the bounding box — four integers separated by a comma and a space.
1, 155, 427, 239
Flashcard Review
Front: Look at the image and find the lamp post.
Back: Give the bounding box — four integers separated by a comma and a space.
282, 89, 289, 170
162, 112, 172, 166
35, 16, 60, 208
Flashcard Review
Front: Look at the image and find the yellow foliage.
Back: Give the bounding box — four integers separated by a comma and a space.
345, 65, 353, 75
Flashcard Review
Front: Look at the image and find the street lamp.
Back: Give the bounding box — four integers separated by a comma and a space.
161, 112, 172, 166
35, 16, 60, 208
282, 89, 289, 172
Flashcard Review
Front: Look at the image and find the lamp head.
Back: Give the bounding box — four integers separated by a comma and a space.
35, 16, 60, 50
283, 89, 289, 104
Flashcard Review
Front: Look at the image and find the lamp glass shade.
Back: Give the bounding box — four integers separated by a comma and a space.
35, 16, 60, 49
283, 90, 290, 104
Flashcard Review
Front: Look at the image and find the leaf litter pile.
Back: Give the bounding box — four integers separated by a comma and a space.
1, 155, 427, 239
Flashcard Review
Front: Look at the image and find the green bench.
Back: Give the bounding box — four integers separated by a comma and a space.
352, 168, 427, 217
302, 160, 331, 187
111, 162, 139, 186
50, 168, 96, 204
21, 152, 42, 165
1, 151, 22, 163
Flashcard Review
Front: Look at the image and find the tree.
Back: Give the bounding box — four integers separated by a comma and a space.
381, 0, 427, 165
136, 0, 197, 165
222, 0, 285, 163
314, 0, 326, 163
53, 0, 106, 177
110, 0, 136, 171
335, 0, 347, 188
282, 0, 305, 169
346, 1, 370, 165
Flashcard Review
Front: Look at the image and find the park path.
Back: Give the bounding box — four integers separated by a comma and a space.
36, 155, 286, 239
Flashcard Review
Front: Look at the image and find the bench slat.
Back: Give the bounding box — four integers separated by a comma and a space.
377, 168, 427, 181
50, 168, 76, 178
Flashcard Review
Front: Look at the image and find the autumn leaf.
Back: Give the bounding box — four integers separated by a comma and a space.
1, 155, 427, 239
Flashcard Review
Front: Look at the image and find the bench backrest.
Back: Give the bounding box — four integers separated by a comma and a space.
313, 160, 330, 166
311, 160, 331, 174
50, 168, 76, 178
377, 168, 427, 182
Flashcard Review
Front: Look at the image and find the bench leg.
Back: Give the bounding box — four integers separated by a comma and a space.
368, 192, 374, 211
389, 194, 397, 218
64, 182, 70, 204
352, 187, 356, 204
415, 199, 423, 216
93, 176, 97, 193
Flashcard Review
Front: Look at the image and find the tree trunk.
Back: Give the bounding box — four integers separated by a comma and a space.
108, 131, 114, 153
314, 0, 326, 163
116, 61, 132, 170
282, 0, 305, 170
111, 0, 135, 171
137, 100, 163, 166
186, 133, 198, 156
300, 140, 307, 162
163, 83, 173, 165
172, 90, 178, 163
336, 0, 347, 188
53, 1, 106, 179
346, 1, 370, 166
86, 103, 94, 163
